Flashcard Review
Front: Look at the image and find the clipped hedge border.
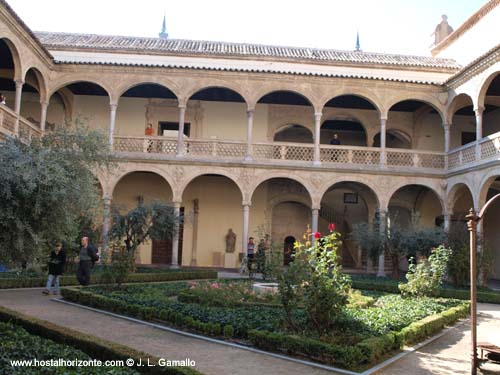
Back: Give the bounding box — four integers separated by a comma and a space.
61, 287, 469, 370
0, 306, 200, 375
351, 279, 500, 304
0, 270, 217, 289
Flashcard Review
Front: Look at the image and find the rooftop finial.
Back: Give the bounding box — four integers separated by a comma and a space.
355, 30, 361, 52
159, 13, 168, 39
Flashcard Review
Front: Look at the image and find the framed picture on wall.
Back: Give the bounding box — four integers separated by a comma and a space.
344, 193, 358, 204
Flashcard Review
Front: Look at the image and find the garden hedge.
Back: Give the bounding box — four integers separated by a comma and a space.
248, 302, 469, 368
351, 279, 500, 304
0, 270, 217, 289
61, 287, 469, 370
0, 306, 200, 375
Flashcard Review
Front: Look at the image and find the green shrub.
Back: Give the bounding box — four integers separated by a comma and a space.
0, 306, 199, 375
399, 245, 452, 297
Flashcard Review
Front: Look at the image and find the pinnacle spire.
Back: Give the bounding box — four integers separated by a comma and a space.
159, 13, 168, 39
355, 30, 361, 52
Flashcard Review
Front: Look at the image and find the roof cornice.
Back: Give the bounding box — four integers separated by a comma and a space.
431, 0, 500, 56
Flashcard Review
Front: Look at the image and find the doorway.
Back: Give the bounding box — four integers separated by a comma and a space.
152, 207, 184, 264
283, 236, 295, 265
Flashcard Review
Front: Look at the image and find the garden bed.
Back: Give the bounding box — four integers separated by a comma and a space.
0, 269, 217, 289
0, 306, 198, 374
60, 280, 469, 371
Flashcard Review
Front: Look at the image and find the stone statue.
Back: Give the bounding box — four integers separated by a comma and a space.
432, 15, 453, 45
225, 229, 236, 253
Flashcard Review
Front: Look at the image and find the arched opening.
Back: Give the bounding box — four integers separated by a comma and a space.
320, 181, 379, 269
20, 68, 43, 126
273, 124, 313, 143
112, 171, 174, 265
448, 183, 474, 223
373, 129, 412, 149
257, 90, 313, 143
116, 83, 177, 137
283, 235, 296, 265
481, 73, 500, 139
449, 94, 476, 148
48, 81, 110, 131
0, 38, 19, 111
250, 177, 312, 263
388, 100, 444, 151
187, 87, 246, 142
181, 174, 243, 268
388, 184, 443, 229
322, 95, 379, 146
482, 176, 500, 282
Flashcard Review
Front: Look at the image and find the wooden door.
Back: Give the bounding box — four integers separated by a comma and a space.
151, 208, 184, 265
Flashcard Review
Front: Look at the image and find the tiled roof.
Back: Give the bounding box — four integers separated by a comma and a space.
34, 31, 461, 70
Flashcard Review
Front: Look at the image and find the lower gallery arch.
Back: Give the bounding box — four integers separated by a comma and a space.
320, 181, 379, 269
181, 174, 243, 268
387, 184, 444, 273
482, 176, 500, 281
112, 171, 173, 265
250, 178, 312, 266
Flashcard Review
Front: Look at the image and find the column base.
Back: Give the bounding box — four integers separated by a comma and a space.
190, 259, 197, 267
169, 264, 180, 269
312, 160, 321, 166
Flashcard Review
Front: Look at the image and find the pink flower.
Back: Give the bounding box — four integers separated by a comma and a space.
314, 232, 321, 239
328, 223, 336, 232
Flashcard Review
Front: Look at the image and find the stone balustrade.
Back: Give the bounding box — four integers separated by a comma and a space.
0, 105, 42, 141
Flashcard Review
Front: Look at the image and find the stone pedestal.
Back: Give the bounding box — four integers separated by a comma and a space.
224, 252, 237, 268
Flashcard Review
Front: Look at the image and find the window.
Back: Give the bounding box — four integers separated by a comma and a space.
158, 121, 190, 137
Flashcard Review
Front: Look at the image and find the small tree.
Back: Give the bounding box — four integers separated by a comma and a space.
0, 126, 111, 267
108, 201, 180, 270
278, 226, 351, 335
351, 218, 385, 270
399, 245, 452, 297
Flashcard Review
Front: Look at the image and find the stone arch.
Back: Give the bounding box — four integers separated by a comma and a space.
109, 166, 175, 201
183, 83, 249, 107
383, 181, 444, 211
248, 174, 314, 206
0, 37, 22, 81
446, 93, 475, 124
319, 180, 380, 209
22, 66, 48, 102
113, 80, 180, 104
268, 193, 311, 210
319, 93, 382, 117
321, 112, 370, 146
48, 77, 112, 100
446, 182, 475, 216
178, 170, 244, 203
477, 70, 500, 110
373, 128, 412, 148
273, 123, 313, 143
252, 88, 315, 110
386, 96, 446, 124
478, 169, 500, 208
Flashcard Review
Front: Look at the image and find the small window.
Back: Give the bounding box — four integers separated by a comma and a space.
158, 121, 190, 137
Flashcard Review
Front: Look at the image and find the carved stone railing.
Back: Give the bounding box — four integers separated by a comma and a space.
448, 131, 500, 171
0, 104, 42, 141
113, 136, 449, 172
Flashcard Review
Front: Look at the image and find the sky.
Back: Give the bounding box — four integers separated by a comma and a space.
6, 0, 488, 56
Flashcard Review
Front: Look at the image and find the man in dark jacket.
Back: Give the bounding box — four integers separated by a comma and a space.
43, 243, 66, 295
76, 236, 99, 286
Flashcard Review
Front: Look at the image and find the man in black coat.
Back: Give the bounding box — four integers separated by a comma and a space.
76, 236, 99, 286
43, 243, 66, 295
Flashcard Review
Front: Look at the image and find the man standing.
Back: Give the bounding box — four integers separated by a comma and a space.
330, 133, 341, 145
247, 237, 255, 273
76, 236, 99, 286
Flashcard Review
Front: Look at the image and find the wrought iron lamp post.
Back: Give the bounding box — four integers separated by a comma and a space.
466, 193, 500, 375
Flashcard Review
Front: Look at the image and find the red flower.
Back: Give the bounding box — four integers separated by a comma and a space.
328, 223, 336, 232
314, 232, 321, 239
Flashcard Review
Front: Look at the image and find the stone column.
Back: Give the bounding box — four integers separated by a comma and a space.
171, 201, 181, 268
245, 108, 254, 161
443, 123, 450, 169
14, 80, 23, 134
313, 112, 322, 165
108, 103, 117, 147
190, 199, 199, 266
40, 101, 49, 132
177, 105, 186, 156
380, 116, 387, 166
14, 80, 23, 115
377, 210, 387, 277
101, 196, 112, 263
475, 107, 484, 160
242, 203, 250, 254
443, 213, 451, 232
311, 207, 319, 243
